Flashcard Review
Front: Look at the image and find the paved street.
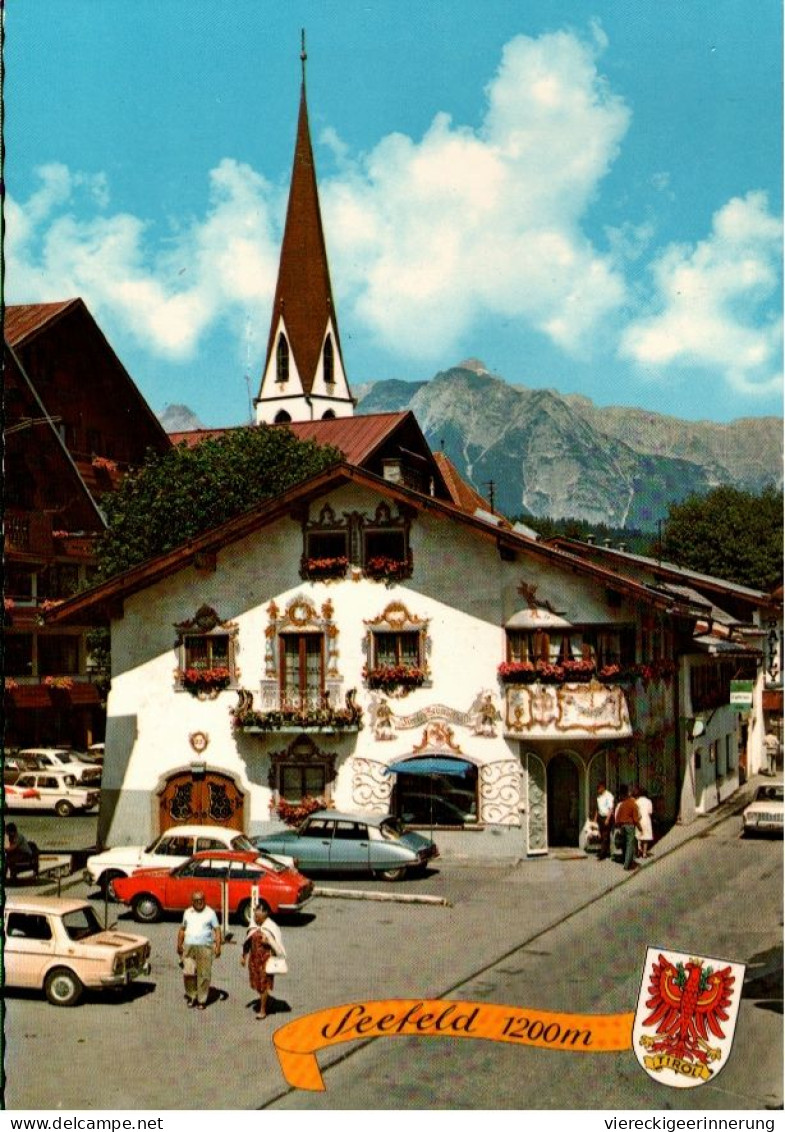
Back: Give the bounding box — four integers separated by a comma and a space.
3, 787, 782, 1111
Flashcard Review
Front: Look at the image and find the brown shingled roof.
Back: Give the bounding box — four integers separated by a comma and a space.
4, 300, 82, 346
433, 450, 495, 516
260, 83, 343, 396
168, 413, 412, 465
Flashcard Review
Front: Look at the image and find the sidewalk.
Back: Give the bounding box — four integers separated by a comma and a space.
434, 773, 765, 869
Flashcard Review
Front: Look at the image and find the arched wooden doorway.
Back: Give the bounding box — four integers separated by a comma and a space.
547, 753, 580, 846
158, 770, 244, 832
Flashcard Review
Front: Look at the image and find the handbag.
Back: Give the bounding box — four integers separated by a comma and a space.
266, 955, 288, 975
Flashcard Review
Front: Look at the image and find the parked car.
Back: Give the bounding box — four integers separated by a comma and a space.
742, 782, 783, 836
4, 771, 100, 816
18, 748, 102, 787
111, 850, 314, 924
4, 896, 151, 1006
3, 756, 44, 786
84, 823, 293, 896
253, 810, 439, 880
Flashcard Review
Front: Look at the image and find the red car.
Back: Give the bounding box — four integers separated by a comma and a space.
111, 850, 314, 924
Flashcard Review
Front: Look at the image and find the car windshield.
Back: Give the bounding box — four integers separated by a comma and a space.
379, 818, 404, 841
54, 752, 74, 764
254, 852, 287, 873
230, 834, 257, 853
755, 785, 784, 803
62, 906, 103, 940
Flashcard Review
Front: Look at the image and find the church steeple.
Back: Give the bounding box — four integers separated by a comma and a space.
255, 34, 354, 425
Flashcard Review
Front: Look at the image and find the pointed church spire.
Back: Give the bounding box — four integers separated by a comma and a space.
255, 35, 353, 424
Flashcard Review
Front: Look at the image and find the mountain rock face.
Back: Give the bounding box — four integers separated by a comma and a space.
159, 403, 206, 433
357, 366, 782, 528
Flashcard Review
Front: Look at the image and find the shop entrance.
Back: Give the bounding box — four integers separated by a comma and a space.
547, 753, 580, 846
158, 771, 244, 832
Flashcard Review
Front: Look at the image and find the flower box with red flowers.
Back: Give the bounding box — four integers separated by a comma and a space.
364, 664, 426, 693
497, 661, 538, 684
364, 555, 412, 583
560, 658, 597, 682
272, 795, 327, 828
301, 555, 349, 580
180, 666, 232, 695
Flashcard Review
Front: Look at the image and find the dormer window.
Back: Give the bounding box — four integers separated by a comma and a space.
276, 335, 290, 383
323, 335, 334, 385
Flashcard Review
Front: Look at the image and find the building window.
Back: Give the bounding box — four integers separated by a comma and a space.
38, 635, 80, 676
268, 736, 336, 807
364, 601, 430, 691
5, 565, 34, 602
280, 633, 324, 709
280, 762, 327, 803
262, 596, 341, 713
274, 409, 291, 423
174, 605, 239, 692
38, 563, 80, 601
5, 634, 33, 677
373, 630, 421, 669
276, 335, 290, 383
301, 504, 349, 579
323, 335, 334, 385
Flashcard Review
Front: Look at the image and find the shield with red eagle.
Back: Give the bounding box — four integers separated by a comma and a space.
633, 947, 745, 1088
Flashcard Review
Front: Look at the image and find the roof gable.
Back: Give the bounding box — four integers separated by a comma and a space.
45, 462, 694, 627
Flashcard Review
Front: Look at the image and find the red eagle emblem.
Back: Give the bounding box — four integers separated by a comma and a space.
640, 954, 735, 1066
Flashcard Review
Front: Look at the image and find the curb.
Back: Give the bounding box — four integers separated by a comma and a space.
313, 886, 450, 906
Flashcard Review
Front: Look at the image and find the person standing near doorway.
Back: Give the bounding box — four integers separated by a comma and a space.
594, 782, 615, 860
614, 787, 641, 871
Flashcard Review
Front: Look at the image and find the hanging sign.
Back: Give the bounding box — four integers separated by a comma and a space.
729, 680, 753, 709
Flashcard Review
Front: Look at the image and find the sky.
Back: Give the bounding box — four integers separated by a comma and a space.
5, 0, 783, 428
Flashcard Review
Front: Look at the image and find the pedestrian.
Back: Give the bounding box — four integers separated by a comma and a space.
5, 823, 35, 880
614, 786, 641, 871
240, 905, 286, 1020
594, 781, 615, 860
764, 731, 779, 776
632, 786, 654, 859
176, 890, 221, 1010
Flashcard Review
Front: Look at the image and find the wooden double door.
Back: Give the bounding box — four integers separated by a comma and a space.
159, 771, 244, 832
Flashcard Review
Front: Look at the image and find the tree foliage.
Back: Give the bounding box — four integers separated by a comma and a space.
517, 515, 651, 555
653, 484, 783, 591
95, 426, 342, 579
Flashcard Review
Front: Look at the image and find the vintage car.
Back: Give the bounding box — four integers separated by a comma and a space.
18, 747, 102, 787
742, 782, 783, 836
4, 771, 100, 817
253, 810, 439, 880
111, 850, 314, 924
84, 823, 292, 896
4, 896, 151, 1006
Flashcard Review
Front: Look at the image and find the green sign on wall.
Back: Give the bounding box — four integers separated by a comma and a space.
730, 680, 754, 709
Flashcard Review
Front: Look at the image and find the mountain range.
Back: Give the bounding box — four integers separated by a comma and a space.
159, 362, 783, 530
356, 361, 783, 528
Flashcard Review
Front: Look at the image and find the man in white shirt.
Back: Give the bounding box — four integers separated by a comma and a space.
594, 782, 615, 860
177, 890, 221, 1010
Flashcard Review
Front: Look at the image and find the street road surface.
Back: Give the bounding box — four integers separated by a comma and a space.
4, 811, 781, 1110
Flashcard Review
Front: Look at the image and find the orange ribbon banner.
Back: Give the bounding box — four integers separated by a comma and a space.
272, 998, 635, 1091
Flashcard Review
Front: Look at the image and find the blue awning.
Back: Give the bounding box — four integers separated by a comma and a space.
384, 757, 475, 777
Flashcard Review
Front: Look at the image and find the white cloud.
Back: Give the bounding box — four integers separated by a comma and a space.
324, 27, 631, 358
620, 191, 783, 396
8, 159, 282, 361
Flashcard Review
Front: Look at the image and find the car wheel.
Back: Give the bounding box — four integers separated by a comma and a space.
44, 967, 83, 1007
375, 865, 407, 881
238, 898, 270, 926
132, 894, 162, 923
99, 870, 125, 900
55, 800, 74, 818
